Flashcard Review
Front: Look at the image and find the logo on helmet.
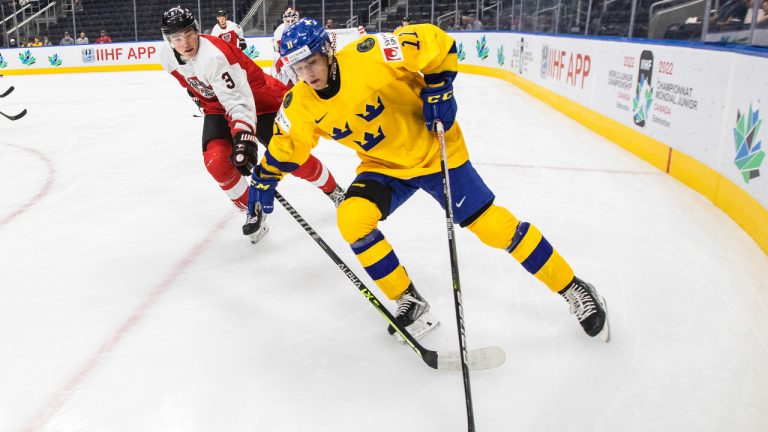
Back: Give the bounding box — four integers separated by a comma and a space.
161, 6, 198, 37
282, 45, 312, 65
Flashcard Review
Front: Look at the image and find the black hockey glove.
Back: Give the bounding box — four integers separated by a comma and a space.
231, 131, 260, 176
239, 40, 247, 50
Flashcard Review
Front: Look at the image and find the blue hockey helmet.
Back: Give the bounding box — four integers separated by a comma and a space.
279, 18, 332, 66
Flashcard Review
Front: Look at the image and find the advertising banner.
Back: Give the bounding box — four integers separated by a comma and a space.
0, 32, 764, 215
721, 55, 767, 196
451, 32, 767, 209
0, 37, 275, 71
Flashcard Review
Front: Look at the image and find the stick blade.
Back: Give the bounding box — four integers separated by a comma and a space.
0, 86, 15, 98
1, 108, 27, 121
436, 346, 506, 370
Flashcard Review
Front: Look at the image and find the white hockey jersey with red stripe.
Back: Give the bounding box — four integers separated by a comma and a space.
160, 35, 287, 134
210, 20, 244, 48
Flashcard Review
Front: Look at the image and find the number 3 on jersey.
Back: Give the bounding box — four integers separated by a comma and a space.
221, 72, 235, 89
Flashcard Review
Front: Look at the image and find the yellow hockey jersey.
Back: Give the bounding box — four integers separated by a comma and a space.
259, 24, 469, 180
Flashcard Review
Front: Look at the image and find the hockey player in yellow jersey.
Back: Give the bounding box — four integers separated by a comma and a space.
248, 18, 610, 342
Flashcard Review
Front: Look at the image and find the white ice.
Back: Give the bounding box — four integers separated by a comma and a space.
1, 70, 766, 432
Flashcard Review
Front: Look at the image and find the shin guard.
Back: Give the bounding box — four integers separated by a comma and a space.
467, 205, 574, 292
291, 154, 337, 194
338, 197, 411, 299
203, 138, 248, 211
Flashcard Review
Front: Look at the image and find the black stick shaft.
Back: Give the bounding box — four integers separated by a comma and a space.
274, 191, 441, 368
436, 120, 475, 431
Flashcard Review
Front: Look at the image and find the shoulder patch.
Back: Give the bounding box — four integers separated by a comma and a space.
376, 33, 403, 62
356, 38, 376, 53
283, 91, 293, 109
275, 107, 291, 133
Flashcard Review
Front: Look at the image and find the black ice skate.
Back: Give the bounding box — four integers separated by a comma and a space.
242, 204, 269, 244
559, 277, 610, 342
387, 284, 440, 343
325, 184, 346, 208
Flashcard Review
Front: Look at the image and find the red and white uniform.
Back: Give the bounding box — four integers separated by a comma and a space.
160, 35, 285, 134
271, 22, 297, 87
160, 35, 337, 211
211, 20, 245, 49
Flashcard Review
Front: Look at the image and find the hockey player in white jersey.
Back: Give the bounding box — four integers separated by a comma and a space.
271, 7, 300, 87
159, 6, 345, 244
211, 9, 246, 50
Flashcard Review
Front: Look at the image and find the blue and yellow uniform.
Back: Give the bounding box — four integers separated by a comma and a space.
259, 24, 575, 300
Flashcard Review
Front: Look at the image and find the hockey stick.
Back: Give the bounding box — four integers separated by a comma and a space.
0, 86, 15, 98
435, 119, 475, 431
0, 108, 27, 121
275, 191, 505, 371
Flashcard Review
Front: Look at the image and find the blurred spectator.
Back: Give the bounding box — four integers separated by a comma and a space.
43, 36, 52, 46
473, 15, 485, 30
60, 31, 75, 45
30, 36, 42, 47
325, 18, 334, 29
95, 29, 112, 43
9, 38, 18, 47
76, 31, 89, 44
715, 0, 749, 23
762, 0, 768, 24
394, 16, 411, 31
74, 0, 83, 11
462, 13, 484, 30
744, 0, 768, 24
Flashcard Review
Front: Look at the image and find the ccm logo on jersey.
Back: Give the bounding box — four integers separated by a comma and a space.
377, 34, 402, 62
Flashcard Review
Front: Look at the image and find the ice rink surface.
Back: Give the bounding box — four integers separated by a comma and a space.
1, 70, 767, 432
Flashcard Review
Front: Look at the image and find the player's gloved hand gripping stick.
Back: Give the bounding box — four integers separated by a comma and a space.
248, 167, 278, 216
420, 75, 457, 131
231, 131, 260, 176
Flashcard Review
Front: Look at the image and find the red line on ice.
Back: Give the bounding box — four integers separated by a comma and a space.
0, 144, 55, 227
22, 214, 233, 432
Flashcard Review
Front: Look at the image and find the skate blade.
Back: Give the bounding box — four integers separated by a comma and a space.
395, 312, 440, 344
597, 296, 611, 343
248, 224, 270, 244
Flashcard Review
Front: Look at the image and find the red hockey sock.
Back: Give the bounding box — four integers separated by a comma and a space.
291, 154, 337, 194
203, 138, 248, 211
